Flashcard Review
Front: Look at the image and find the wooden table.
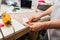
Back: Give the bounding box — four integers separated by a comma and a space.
0, 8, 42, 40
10, 10, 41, 40
0, 4, 50, 40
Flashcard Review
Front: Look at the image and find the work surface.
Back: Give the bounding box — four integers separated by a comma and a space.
0, 8, 41, 40
0, 4, 50, 40
0, 18, 29, 40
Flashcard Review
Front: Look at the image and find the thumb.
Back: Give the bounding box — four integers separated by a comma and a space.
29, 17, 36, 22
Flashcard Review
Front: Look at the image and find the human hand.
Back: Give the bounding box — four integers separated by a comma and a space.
29, 14, 41, 22
29, 22, 46, 31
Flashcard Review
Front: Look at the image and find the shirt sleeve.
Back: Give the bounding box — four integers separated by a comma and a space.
45, 0, 56, 4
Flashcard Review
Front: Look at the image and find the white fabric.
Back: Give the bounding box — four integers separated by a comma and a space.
48, 0, 60, 40
45, 0, 56, 4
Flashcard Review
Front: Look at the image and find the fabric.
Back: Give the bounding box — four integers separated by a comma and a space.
44, 32, 48, 40
45, 0, 56, 4
38, 0, 45, 3
48, 0, 60, 40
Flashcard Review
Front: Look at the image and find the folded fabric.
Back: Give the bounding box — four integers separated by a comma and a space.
38, 0, 45, 3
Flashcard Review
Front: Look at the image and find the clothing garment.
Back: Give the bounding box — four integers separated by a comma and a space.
44, 32, 48, 40
45, 0, 56, 4
47, 0, 60, 40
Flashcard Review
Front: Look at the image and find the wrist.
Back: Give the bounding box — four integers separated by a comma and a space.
39, 13, 45, 18
38, 13, 43, 18
42, 21, 51, 29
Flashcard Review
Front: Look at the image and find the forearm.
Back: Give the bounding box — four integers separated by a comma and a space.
39, 5, 54, 17
44, 19, 60, 29
49, 19, 60, 29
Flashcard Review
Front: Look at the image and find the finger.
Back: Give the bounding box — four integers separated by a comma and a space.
31, 29, 35, 31
31, 18, 36, 22
28, 17, 33, 22
31, 28, 37, 31
29, 17, 36, 22
24, 21, 32, 26
29, 26, 35, 31
29, 25, 35, 30
30, 24, 39, 31
29, 22, 35, 24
